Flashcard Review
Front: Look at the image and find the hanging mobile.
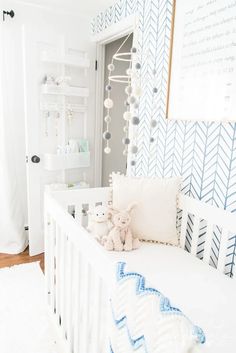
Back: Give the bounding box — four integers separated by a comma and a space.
103, 32, 142, 167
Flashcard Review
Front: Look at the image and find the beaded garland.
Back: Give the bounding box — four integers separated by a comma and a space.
103, 34, 142, 167
149, 68, 159, 146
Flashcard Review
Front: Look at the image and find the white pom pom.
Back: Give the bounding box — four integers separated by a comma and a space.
126, 68, 133, 76
123, 111, 132, 121
104, 98, 114, 109
125, 86, 132, 95
133, 86, 142, 97
131, 72, 138, 80
104, 115, 111, 123
104, 146, 111, 154
108, 63, 115, 71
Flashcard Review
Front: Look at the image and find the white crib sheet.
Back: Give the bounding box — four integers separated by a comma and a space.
105, 243, 236, 353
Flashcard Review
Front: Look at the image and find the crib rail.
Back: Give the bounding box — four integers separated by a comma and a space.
44, 187, 236, 353
44, 188, 113, 353
179, 194, 236, 273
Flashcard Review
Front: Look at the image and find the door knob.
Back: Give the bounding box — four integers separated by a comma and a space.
31, 155, 40, 163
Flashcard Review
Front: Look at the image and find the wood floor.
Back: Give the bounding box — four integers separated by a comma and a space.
0, 247, 44, 272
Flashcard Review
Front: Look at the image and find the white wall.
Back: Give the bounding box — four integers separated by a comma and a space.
1, 1, 95, 226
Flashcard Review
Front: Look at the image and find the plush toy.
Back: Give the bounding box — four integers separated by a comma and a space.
87, 205, 112, 244
104, 205, 140, 251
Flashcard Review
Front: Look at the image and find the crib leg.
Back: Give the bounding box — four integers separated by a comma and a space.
55, 224, 61, 325
49, 219, 56, 314
44, 213, 51, 305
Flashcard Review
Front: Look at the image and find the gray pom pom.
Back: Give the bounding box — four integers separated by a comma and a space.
106, 84, 112, 91
153, 87, 158, 93
150, 137, 155, 143
129, 96, 136, 104
153, 69, 157, 75
131, 160, 136, 166
125, 85, 132, 95
135, 62, 141, 70
122, 137, 130, 145
151, 119, 157, 128
131, 145, 138, 154
103, 131, 111, 140
131, 47, 137, 53
134, 102, 139, 109
131, 116, 140, 125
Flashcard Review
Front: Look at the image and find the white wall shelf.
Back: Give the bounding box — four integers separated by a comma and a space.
41, 84, 89, 97
41, 51, 90, 68
40, 102, 87, 113
44, 152, 90, 171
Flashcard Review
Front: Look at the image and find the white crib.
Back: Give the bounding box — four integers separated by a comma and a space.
44, 187, 236, 353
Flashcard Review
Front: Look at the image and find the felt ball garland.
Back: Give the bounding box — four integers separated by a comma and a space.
103, 34, 142, 167
148, 68, 159, 146
103, 46, 160, 168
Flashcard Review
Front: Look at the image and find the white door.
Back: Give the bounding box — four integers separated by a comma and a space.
23, 28, 95, 255
0, 12, 28, 253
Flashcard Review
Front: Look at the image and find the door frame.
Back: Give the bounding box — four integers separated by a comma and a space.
92, 14, 138, 186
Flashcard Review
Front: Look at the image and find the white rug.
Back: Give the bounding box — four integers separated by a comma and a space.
0, 262, 60, 353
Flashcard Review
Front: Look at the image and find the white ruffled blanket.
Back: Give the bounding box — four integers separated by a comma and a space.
109, 262, 205, 353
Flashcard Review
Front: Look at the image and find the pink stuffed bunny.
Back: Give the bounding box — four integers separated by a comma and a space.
104, 205, 140, 251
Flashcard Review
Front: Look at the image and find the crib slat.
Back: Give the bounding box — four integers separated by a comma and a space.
63, 234, 69, 339
44, 213, 51, 305
73, 251, 81, 353
60, 232, 66, 335
191, 216, 200, 256
90, 273, 102, 353
80, 260, 90, 353
66, 239, 73, 350
217, 228, 229, 273
55, 224, 61, 324
203, 222, 213, 264
180, 210, 188, 249
100, 283, 110, 353
75, 204, 82, 224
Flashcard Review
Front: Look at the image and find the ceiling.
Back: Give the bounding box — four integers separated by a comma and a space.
13, 0, 117, 16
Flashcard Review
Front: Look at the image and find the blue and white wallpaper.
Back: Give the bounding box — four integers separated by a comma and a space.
92, 0, 236, 277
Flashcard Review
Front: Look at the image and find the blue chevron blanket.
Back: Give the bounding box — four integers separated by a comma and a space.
109, 262, 205, 353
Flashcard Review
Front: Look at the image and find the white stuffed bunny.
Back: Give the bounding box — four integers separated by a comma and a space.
104, 205, 140, 251
87, 205, 112, 244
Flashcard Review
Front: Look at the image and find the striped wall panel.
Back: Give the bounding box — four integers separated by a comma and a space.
92, 0, 236, 277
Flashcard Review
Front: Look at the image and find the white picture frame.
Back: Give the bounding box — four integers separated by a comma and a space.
167, 0, 236, 122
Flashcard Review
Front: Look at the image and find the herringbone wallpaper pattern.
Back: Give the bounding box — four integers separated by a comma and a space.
92, 0, 236, 277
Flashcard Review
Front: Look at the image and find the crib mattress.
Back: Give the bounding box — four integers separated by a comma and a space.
104, 242, 236, 353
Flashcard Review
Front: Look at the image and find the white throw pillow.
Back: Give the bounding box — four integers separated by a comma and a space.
111, 173, 181, 245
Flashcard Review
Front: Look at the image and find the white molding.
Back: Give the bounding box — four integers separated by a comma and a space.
8, 0, 96, 19
91, 14, 136, 44
94, 44, 105, 187
93, 14, 137, 186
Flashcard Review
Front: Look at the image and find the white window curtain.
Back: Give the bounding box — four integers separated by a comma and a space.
0, 24, 27, 254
